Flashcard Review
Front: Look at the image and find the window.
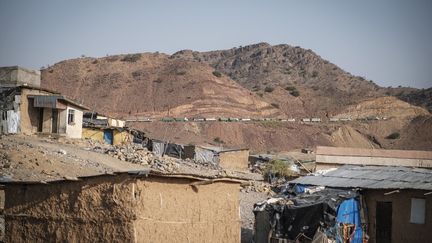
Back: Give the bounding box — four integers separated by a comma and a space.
68, 109, 75, 125
410, 198, 425, 224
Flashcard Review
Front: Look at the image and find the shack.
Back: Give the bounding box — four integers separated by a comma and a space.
256, 165, 432, 243
0, 66, 88, 138
146, 139, 194, 159
194, 145, 250, 171
0, 170, 242, 243
315, 146, 432, 171
82, 112, 131, 145
146, 141, 249, 171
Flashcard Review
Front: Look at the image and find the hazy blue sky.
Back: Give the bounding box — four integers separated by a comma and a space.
0, 0, 431, 88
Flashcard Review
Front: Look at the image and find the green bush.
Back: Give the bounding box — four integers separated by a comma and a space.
290, 90, 300, 97
285, 86, 296, 91
264, 86, 274, 92
212, 71, 222, 77
386, 132, 400, 139
264, 159, 297, 179
271, 103, 280, 108
213, 137, 224, 144
176, 70, 187, 75
121, 54, 141, 62
311, 70, 318, 78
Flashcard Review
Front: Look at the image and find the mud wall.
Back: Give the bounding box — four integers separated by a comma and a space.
133, 177, 241, 243
82, 127, 105, 142
113, 130, 131, 145
364, 189, 432, 243
2, 175, 241, 243
219, 150, 250, 171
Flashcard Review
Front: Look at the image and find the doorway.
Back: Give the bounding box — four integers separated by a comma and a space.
104, 129, 113, 145
376, 201, 392, 243
37, 108, 43, 132
51, 109, 58, 133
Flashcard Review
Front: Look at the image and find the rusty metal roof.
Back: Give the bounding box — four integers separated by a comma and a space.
291, 165, 432, 190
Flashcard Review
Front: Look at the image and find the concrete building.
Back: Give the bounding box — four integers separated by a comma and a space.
315, 146, 432, 171
0, 170, 242, 243
0, 66, 88, 138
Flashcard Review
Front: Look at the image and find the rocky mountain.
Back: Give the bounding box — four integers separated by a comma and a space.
171, 42, 385, 116
40, 43, 431, 151
42, 53, 280, 118
395, 87, 432, 112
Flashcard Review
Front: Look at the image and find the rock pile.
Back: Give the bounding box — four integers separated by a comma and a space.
91, 143, 221, 174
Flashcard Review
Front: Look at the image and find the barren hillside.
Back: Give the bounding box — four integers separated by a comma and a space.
42, 53, 280, 118
335, 96, 430, 120
172, 42, 385, 116
40, 43, 431, 151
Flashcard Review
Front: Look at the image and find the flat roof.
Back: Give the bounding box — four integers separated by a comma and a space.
317, 146, 432, 160
27, 94, 90, 110
0, 169, 244, 185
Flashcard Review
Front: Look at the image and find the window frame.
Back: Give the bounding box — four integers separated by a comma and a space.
410, 198, 426, 224
68, 109, 75, 125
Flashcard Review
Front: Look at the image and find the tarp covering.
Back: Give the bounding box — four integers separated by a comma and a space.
336, 198, 362, 243
152, 140, 165, 157
194, 147, 219, 165
6, 110, 20, 134
254, 187, 360, 242
164, 143, 185, 159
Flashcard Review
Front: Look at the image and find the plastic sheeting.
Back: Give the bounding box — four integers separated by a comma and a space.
164, 143, 184, 159
194, 147, 219, 165
5, 110, 20, 134
152, 141, 165, 157
254, 188, 359, 242
336, 198, 362, 243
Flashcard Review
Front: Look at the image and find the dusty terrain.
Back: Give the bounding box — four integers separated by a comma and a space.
42, 53, 280, 118
40, 43, 431, 151
0, 134, 270, 242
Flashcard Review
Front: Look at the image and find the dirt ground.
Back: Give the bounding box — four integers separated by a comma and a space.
240, 190, 269, 243
0, 135, 146, 182
0, 135, 269, 242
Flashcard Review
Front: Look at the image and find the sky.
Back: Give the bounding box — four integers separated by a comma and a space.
0, 0, 431, 88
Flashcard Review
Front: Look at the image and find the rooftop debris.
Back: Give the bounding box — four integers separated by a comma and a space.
254, 184, 363, 243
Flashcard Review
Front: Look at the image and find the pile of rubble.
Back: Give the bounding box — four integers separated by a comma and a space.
240, 180, 274, 195
89, 143, 222, 174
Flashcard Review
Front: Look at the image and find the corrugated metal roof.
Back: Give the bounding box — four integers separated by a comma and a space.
291, 165, 432, 190
316, 146, 432, 160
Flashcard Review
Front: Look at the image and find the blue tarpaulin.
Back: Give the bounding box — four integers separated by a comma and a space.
336, 198, 362, 243
294, 184, 306, 194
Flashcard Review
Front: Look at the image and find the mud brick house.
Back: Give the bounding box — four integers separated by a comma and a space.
0, 170, 242, 243
0, 66, 88, 138
315, 146, 432, 171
